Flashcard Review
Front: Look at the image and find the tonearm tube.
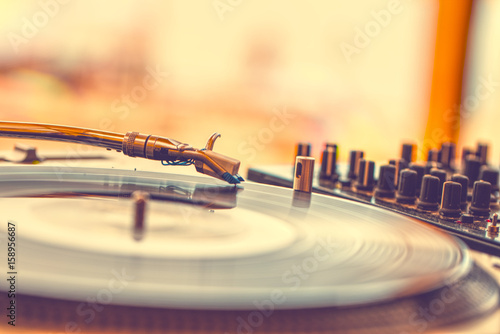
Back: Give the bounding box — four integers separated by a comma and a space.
0, 121, 243, 184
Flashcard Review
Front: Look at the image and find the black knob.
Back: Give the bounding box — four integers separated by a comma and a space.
389, 159, 408, 169
356, 160, 375, 191
479, 167, 499, 192
417, 175, 440, 211
409, 163, 425, 196
430, 168, 447, 200
389, 159, 409, 187
396, 169, 417, 204
427, 148, 440, 162
459, 213, 474, 224
424, 161, 442, 175
375, 165, 396, 198
463, 157, 481, 186
319, 143, 338, 181
401, 143, 416, 163
461, 147, 474, 168
440, 142, 456, 170
469, 181, 491, 217
476, 142, 488, 165
348, 150, 364, 180
439, 181, 462, 218
295, 142, 311, 158
451, 174, 469, 210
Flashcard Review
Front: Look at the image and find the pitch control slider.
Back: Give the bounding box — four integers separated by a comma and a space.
0, 121, 243, 184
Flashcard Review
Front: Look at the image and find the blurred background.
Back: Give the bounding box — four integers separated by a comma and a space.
0, 0, 498, 171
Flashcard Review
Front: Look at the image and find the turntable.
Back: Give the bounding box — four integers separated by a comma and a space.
0, 122, 499, 334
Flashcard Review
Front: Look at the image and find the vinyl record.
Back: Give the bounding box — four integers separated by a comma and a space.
0, 166, 498, 333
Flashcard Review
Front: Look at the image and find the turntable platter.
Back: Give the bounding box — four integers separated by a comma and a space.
0, 166, 497, 333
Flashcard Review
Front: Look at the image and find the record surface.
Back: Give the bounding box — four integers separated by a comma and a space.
0, 166, 498, 333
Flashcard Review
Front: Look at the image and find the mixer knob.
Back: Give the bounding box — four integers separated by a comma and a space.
424, 161, 442, 175
430, 168, 447, 201
319, 143, 338, 182
427, 148, 440, 162
295, 142, 311, 158
409, 163, 425, 196
389, 159, 408, 169
401, 143, 416, 163
356, 160, 375, 191
389, 159, 408, 187
396, 169, 417, 204
347, 150, 364, 180
375, 165, 396, 199
463, 157, 481, 187
459, 213, 474, 225
469, 181, 491, 218
479, 167, 499, 193
439, 142, 456, 170
439, 181, 462, 219
461, 147, 474, 168
451, 174, 469, 210
417, 175, 440, 211
476, 142, 488, 165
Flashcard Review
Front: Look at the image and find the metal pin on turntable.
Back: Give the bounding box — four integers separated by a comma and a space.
292, 156, 314, 208
132, 190, 149, 241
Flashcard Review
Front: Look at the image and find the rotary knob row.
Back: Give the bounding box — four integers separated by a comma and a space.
409, 175, 492, 219
295, 143, 364, 187
426, 142, 489, 171
295, 142, 498, 220
369, 162, 493, 218
371, 164, 485, 219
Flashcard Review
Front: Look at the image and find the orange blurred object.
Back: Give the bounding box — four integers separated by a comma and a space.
423, 0, 474, 158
